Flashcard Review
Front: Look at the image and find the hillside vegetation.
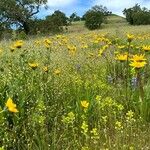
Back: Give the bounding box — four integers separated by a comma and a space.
67, 15, 150, 35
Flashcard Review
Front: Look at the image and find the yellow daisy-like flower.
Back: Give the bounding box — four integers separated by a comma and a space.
43, 66, 48, 72
5, 98, 19, 113
81, 100, 89, 108
67, 45, 77, 56
130, 54, 146, 62
44, 39, 52, 45
14, 40, 24, 48
29, 63, 38, 70
54, 69, 61, 75
44, 39, 52, 49
142, 45, 150, 52
127, 34, 134, 42
129, 61, 146, 69
115, 54, 128, 61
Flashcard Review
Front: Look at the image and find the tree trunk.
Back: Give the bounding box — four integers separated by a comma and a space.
22, 21, 30, 35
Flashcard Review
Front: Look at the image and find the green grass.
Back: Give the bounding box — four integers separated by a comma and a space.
67, 16, 150, 36
0, 16, 150, 150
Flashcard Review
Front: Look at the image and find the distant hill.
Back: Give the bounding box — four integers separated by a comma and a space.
101, 14, 128, 29
106, 14, 126, 24
109, 14, 125, 17
67, 14, 128, 34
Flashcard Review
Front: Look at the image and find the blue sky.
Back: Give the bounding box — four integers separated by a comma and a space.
38, 0, 150, 18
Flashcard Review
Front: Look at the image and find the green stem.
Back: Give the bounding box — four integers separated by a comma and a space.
125, 42, 130, 105
137, 70, 144, 102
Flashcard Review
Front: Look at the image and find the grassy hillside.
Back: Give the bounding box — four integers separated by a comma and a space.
67, 15, 150, 35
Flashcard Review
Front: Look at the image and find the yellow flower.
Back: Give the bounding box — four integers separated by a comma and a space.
43, 66, 48, 72
102, 116, 108, 124
118, 45, 126, 49
81, 100, 89, 108
44, 39, 52, 45
95, 95, 101, 101
130, 54, 146, 62
29, 63, 38, 70
127, 34, 134, 42
5, 98, 18, 113
115, 54, 128, 61
54, 69, 61, 75
10, 46, 15, 52
126, 110, 135, 122
81, 44, 88, 49
56, 35, 63, 39
142, 45, 150, 52
129, 146, 134, 150
98, 48, 104, 57
129, 61, 146, 69
62, 112, 75, 124
44, 39, 52, 49
14, 40, 24, 48
35, 40, 41, 45
115, 121, 123, 130
81, 121, 88, 134
67, 45, 77, 56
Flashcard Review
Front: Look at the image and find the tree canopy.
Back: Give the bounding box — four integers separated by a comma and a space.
83, 5, 111, 30
0, 0, 47, 34
123, 4, 150, 25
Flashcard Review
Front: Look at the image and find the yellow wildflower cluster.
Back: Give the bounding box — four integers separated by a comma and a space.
62, 112, 75, 124
67, 45, 77, 56
115, 121, 123, 130
126, 110, 135, 123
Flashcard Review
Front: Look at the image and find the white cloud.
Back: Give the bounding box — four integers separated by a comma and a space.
47, 0, 76, 7
94, 0, 144, 9
93, 0, 150, 16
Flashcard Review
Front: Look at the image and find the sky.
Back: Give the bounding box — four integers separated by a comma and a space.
38, 0, 150, 18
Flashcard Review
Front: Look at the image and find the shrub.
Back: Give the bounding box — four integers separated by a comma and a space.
45, 11, 68, 33
84, 5, 110, 30
123, 4, 150, 25
84, 10, 104, 30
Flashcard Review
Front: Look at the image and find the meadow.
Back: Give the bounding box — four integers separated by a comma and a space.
0, 16, 150, 150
